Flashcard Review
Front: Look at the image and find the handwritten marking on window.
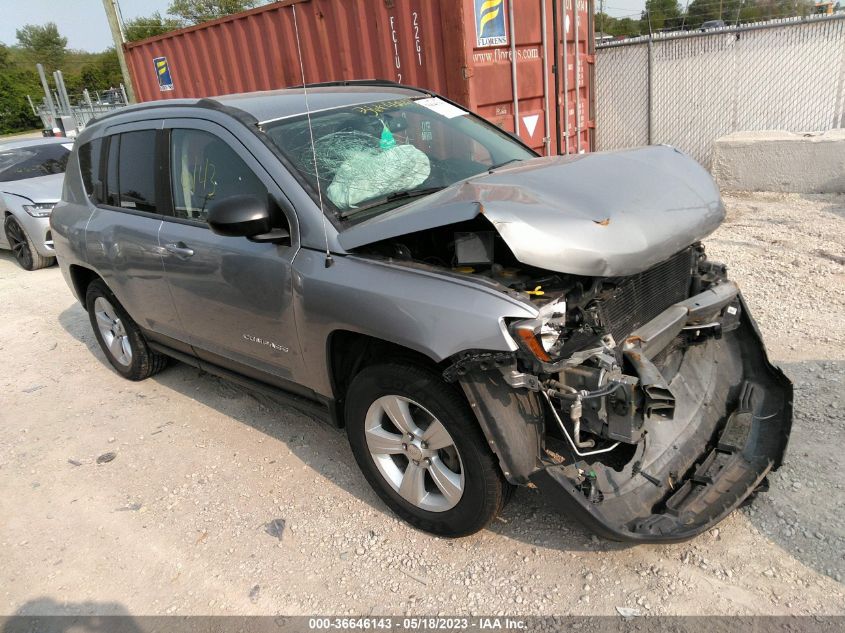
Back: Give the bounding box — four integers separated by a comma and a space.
354, 99, 413, 116
188, 158, 217, 199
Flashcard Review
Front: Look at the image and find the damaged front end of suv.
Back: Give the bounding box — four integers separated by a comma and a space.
342, 145, 793, 542
453, 247, 792, 542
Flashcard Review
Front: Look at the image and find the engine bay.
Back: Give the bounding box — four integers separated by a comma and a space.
354, 216, 573, 296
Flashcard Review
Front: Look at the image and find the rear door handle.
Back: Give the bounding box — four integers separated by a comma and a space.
164, 242, 195, 259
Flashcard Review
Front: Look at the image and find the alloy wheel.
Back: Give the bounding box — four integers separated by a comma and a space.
364, 395, 464, 512
93, 296, 133, 367
5, 219, 32, 270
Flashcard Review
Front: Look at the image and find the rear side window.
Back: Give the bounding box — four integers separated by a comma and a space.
170, 129, 266, 222
116, 131, 157, 212
78, 138, 104, 201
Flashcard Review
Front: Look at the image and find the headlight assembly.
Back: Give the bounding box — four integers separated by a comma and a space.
511, 297, 567, 362
22, 203, 55, 218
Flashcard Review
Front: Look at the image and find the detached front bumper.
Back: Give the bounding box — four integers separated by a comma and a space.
458, 288, 793, 543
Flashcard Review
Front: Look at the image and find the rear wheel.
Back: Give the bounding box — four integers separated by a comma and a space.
85, 279, 167, 381
4, 216, 54, 271
345, 362, 509, 536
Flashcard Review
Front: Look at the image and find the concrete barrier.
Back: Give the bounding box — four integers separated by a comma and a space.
711, 130, 845, 193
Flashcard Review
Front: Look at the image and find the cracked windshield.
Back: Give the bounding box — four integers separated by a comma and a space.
262, 97, 534, 221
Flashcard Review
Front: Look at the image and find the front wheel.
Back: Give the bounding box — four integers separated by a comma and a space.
345, 362, 509, 537
4, 215, 54, 271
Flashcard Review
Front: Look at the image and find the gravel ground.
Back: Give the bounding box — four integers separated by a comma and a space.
1, 192, 843, 617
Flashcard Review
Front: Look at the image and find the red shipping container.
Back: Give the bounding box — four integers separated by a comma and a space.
125, 0, 594, 155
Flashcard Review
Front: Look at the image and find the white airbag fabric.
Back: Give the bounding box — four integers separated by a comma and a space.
327, 145, 431, 209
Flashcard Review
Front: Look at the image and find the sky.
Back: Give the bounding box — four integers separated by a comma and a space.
0, 0, 172, 52
0, 0, 647, 53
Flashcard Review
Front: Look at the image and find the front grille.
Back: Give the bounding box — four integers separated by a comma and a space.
597, 247, 695, 344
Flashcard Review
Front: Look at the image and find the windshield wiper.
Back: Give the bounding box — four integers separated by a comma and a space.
340, 186, 445, 218
488, 158, 523, 172
384, 186, 445, 202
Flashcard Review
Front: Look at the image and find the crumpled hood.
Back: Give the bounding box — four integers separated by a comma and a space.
1, 173, 65, 205
338, 145, 725, 277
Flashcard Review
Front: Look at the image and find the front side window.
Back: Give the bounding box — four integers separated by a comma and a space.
262, 97, 534, 222
169, 129, 267, 223
116, 131, 157, 212
0, 143, 71, 182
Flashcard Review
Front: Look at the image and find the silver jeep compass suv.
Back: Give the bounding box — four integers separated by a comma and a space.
51, 82, 792, 541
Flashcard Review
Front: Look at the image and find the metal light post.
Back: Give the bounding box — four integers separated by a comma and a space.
36, 63, 58, 130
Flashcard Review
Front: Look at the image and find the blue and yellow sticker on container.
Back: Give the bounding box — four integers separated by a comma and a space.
153, 56, 174, 92
474, 0, 508, 48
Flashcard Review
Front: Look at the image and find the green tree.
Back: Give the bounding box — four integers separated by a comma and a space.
166, 0, 259, 25
596, 13, 644, 37
685, 0, 745, 28
0, 73, 41, 133
684, 0, 816, 29
642, 0, 682, 31
77, 50, 124, 92
0, 47, 41, 133
15, 22, 67, 72
616, 17, 643, 36
125, 11, 183, 42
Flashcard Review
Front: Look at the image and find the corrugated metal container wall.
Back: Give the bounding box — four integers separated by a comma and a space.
125, 0, 594, 155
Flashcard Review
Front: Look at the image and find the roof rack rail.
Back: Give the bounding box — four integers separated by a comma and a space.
77, 97, 226, 127
289, 79, 405, 89
83, 80, 429, 128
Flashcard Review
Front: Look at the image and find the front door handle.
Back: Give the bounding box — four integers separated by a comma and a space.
164, 242, 195, 259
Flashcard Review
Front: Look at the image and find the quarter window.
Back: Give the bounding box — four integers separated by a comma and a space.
169, 129, 266, 222
116, 130, 157, 212
78, 138, 104, 202
106, 135, 120, 207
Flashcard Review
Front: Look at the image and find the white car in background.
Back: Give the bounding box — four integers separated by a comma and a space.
0, 137, 72, 270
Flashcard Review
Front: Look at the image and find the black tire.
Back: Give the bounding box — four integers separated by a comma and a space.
85, 279, 168, 381
4, 215, 54, 271
345, 362, 510, 537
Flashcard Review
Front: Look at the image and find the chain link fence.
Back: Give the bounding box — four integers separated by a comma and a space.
595, 15, 845, 166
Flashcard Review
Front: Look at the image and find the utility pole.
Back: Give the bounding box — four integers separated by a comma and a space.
102, 0, 136, 103
599, 0, 605, 38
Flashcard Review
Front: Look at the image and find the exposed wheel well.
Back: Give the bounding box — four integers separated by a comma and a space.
328, 331, 448, 427
68, 265, 101, 303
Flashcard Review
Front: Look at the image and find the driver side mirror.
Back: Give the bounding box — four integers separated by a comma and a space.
207, 195, 290, 244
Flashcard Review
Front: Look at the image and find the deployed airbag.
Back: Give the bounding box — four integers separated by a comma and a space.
327, 144, 431, 209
